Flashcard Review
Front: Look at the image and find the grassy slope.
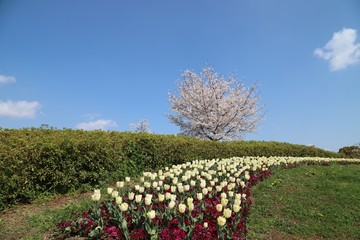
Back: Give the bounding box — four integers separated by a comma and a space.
0, 193, 93, 240
248, 164, 360, 240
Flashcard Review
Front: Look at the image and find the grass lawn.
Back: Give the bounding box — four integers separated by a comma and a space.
248, 164, 360, 240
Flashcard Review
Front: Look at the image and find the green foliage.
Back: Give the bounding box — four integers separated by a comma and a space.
0, 128, 340, 210
338, 144, 360, 158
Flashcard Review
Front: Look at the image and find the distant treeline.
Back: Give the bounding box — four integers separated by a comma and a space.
0, 128, 340, 210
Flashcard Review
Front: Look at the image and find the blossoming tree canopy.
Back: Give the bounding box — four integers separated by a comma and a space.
168, 66, 265, 141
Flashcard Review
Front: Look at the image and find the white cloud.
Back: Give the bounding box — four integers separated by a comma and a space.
0, 75, 16, 84
76, 119, 117, 130
0, 100, 41, 118
314, 28, 360, 71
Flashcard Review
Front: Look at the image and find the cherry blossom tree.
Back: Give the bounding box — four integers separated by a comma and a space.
130, 119, 151, 133
168, 66, 265, 141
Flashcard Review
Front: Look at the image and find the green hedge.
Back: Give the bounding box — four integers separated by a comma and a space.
0, 128, 340, 210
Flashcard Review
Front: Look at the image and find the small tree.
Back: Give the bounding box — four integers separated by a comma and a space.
130, 119, 151, 133
338, 143, 360, 158
168, 66, 264, 141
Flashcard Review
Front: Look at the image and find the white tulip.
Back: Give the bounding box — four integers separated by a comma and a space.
128, 192, 135, 200
115, 196, 122, 204
119, 202, 128, 212
169, 200, 176, 209
147, 210, 156, 219
135, 194, 142, 203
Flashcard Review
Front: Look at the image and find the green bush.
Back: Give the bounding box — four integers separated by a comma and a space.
0, 128, 340, 210
338, 145, 360, 158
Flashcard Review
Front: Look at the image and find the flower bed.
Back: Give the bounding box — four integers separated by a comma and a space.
58, 156, 360, 239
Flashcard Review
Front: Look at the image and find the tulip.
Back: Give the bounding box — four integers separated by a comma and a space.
221, 198, 228, 206
135, 194, 142, 203
107, 187, 113, 195
170, 194, 177, 201
216, 204, 223, 212
188, 203, 194, 212
147, 210, 156, 220
144, 182, 151, 188
217, 216, 226, 227
178, 203, 186, 213
233, 204, 241, 213
169, 200, 176, 209
165, 192, 172, 200
223, 208, 232, 218
116, 196, 123, 205
128, 192, 135, 200
111, 190, 119, 198
158, 194, 165, 202
91, 193, 101, 201
227, 184, 234, 191
197, 193, 203, 201
116, 181, 124, 188
119, 202, 129, 212
145, 196, 152, 206
202, 188, 208, 195
125, 177, 131, 182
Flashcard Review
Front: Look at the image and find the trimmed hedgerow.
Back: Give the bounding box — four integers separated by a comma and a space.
0, 127, 340, 210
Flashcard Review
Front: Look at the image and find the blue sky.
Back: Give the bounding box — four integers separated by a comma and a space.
1, 0, 359, 151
